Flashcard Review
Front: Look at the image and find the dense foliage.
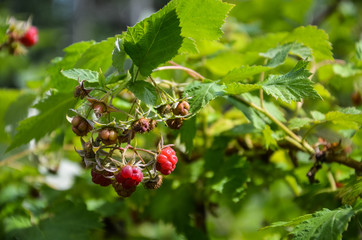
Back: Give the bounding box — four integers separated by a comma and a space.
0, 0, 361, 239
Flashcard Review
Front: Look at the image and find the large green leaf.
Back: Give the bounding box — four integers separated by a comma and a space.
112, 37, 127, 72
48, 41, 95, 90
127, 80, 158, 106
283, 25, 333, 62
5, 201, 101, 240
291, 207, 355, 240
261, 61, 321, 103
176, 0, 234, 41
260, 43, 293, 68
220, 65, 271, 84
75, 37, 116, 71
61, 68, 99, 83
325, 107, 362, 130
7, 92, 77, 151
0, 89, 19, 143
224, 83, 261, 95
184, 81, 225, 114
124, 4, 183, 76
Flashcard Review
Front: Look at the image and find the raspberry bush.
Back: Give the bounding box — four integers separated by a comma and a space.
1, 0, 362, 239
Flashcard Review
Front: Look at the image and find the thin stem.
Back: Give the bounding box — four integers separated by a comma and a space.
259, 59, 267, 109
327, 170, 337, 191
154, 65, 205, 81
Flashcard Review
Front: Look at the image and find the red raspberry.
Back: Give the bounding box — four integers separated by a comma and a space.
71, 115, 92, 136
156, 147, 178, 175
115, 165, 143, 189
20, 26, 38, 47
91, 169, 112, 186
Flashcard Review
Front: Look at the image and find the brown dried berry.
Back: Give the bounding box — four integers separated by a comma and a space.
173, 101, 190, 116
166, 118, 184, 129
98, 128, 118, 145
156, 104, 172, 115
112, 181, 136, 197
132, 118, 156, 133
144, 175, 163, 190
71, 115, 92, 136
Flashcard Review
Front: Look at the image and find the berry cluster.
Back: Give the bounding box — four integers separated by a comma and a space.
1, 17, 38, 55
69, 77, 187, 197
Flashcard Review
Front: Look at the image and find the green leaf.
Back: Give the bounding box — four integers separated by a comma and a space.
337, 177, 362, 205
325, 108, 362, 130
4, 92, 37, 135
221, 65, 271, 84
7, 92, 77, 151
356, 40, 362, 61
290, 42, 313, 59
127, 80, 158, 106
176, 0, 234, 41
112, 37, 127, 72
48, 41, 95, 90
224, 83, 261, 95
124, 4, 183, 76
288, 117, 312, 130
75, 37, 116, 71
6, 201, 101, 240
262, 125, 278, 150
227, 96, 267, 130
180, 116, 196, 154
310, 110, 325, 121
291, 206, 355, 240
260, 43, 293, 68
261, 214, 313, 230
261, 61, 321, 103
184, 81, 225, 114
283, 25, 333, 62
0, 89, 19, 143
333, 63, 362, 78
61, 68, 99, 82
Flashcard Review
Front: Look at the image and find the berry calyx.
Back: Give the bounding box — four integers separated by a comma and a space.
166, 118, 184, 129
156, 147, 178, 175
98, 128, 118, 145
115, 165, 143, 189
173, 101, 190, 116
71, 115, 92, 136
91, 169, 112, 186
20, 26, 38, 47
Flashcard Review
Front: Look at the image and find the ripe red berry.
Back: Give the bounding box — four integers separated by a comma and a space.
98, 128, 118, 145
173, 101, 190, 116
115, 165, 143, 189
156, 147, 178, 175
91, 169, 112, 186
71, 115, 92, 136
20, 26, 38, 47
